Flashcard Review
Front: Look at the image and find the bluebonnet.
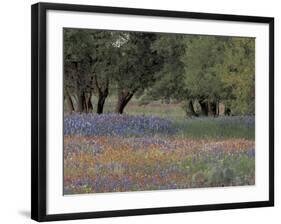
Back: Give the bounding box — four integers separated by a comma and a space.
64, 113, 176, 137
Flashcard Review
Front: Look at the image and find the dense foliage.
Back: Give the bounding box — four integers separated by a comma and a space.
64, 29, 255, 116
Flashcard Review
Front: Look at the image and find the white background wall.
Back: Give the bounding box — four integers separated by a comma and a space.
0, 0, 279, 223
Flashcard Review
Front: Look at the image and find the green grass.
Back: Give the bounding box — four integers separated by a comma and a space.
97, 96, 186, 120
123, 99, 255, 140
174, 119, 255, 140
125, 103, 185, 120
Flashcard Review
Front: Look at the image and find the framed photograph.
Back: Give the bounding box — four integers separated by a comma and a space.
31, 2, 274, 222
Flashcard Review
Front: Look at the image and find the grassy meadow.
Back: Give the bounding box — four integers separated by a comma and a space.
63, 99, 255, 194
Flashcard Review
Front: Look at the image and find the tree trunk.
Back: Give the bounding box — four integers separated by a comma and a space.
77, 92, 85, 113
65, 90, 75, 112
84, 92, 94, 113
217, 100, 220, 116
199, 99, 209, 116
225, 107, 231, 116
97, 91, 108, 114
209, 101, 217, 117
115, 91, 134, 114
87, 93, 94, 112
187, 100, 199, 117
93, 75, 109, 114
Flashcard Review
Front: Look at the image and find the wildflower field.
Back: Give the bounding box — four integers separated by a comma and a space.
63, 111, 255, 194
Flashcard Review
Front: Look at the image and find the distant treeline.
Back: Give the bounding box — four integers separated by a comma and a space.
64, 28, 255, 116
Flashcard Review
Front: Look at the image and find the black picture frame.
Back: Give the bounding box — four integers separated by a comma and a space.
31, 2, 274, 222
